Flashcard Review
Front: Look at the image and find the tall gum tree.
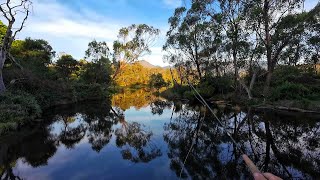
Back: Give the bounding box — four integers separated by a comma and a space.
112, 24, 160, 80
0, 0, 31, 93
164, 5, 210, 81
243, 0, 312, 97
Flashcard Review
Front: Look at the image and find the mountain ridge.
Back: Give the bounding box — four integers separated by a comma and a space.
136, 60, 170, 69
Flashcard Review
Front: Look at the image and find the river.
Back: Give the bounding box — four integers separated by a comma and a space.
0, 89, 319, 179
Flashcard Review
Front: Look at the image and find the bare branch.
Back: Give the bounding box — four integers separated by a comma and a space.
0, 4, 10, 20
8, 53, 23, 69
12, 7, 29, 40
0, 0, 32, 77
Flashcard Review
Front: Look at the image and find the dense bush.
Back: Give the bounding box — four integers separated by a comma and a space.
0, 91, 41, 134
204, 76, 233, 94
272, 66, 305, 85
200, 80, 216, 95
4, 68, 73, 107
72, 83, 108, 101
271, 82, 311, 100
149, 73, 167, 91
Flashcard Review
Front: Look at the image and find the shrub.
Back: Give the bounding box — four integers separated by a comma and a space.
204, 76, 233, 94
72, 83, 108, 101
272, 66, 303, 86
271, 82, 311, 100
0, 91, 41, 134
183, 91, 195, 100
149, 73, 167, 91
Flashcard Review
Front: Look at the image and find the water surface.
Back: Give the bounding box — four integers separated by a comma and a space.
0, 89, 319, 179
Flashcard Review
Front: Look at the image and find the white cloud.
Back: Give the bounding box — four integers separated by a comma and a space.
163, 0, 182, 9
30, 19, 119, 40
12, 0, 169, 66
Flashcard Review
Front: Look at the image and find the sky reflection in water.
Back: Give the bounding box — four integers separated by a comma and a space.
0, 89, 319, 180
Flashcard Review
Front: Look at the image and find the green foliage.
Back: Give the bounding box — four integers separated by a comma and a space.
149, 73, 167, 90
56, 55, 79, 80
0, 91, 41, 134
129, 83, 145, 89
271, 82, 311, 101
80, 40, 113, 84
181, 83, 215, 102
114, 24, 160, 63
0, 20, 7, 44
160, 85, 190, 100
80, 57, 112, 84
10, 38, 55, 77
183, 91, 195, 101
272, 66, 303, 86
204, 76, 233, 94
72, 83, 108, 101
85, 40, 110, 61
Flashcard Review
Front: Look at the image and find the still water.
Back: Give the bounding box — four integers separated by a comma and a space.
0, 89, 319, 180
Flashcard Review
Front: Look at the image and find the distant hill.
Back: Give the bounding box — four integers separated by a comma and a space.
115, 60, 179, 87
136, 60, 168, 69
136, 60, 158, 69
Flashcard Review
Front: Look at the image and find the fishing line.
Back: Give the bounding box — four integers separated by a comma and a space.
179, 111, 205, 178
183, 75, 245, 155
176, 72, 275, 179
175, 72, 247, 179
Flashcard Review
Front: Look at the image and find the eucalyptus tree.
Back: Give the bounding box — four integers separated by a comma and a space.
56, 55, 79, 80
112, 24, 160, 79
307, 36, 320, 74
217, 0, 249, 91
0, 0, 32, 93
83, 40, 112, 84
10, 38, 55, 77
164, 4, 212, 81
85, 40, 110, 62
305, 4, 320, 74
243, 0, 313, 97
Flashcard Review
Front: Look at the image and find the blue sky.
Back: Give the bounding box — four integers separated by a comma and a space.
14, 0, 319, 66
17, 0, 184, 66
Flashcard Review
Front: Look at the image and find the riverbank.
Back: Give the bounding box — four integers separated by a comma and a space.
160, 66, 320, 113
160, 88, 320, 113
0, 83, 112, 135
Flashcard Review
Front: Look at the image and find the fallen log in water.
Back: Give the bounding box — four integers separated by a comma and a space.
255, 105, 320, 114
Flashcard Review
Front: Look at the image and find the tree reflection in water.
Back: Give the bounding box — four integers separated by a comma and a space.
164, 105, 320, 179
113, 104, 162, 163
0, 124, 57, 180
150, 100, 173, 115
0, 94, 164, 179
115, 121, 162, 163
0, 92, 319, 179
55, 115, 86, 149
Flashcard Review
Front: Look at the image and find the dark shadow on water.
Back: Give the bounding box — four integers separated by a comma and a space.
164, 105, 320, 179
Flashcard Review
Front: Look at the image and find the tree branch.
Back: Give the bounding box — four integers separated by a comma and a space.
8, 53, 23, 69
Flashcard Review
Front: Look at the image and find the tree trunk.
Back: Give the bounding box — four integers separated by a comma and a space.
239, 79, 252, 99
263, 70, 273, 98
239, 69, 257, 100
0, 49, 6, 93
0, 70, 5, 93
249, 70, 257, 91
169, 68, 177, 86
263, 0, 272, 99
112, 61, 127, 80
233, 52, 240, 95
195, 60, 202, 81
215, 63, 220, 77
